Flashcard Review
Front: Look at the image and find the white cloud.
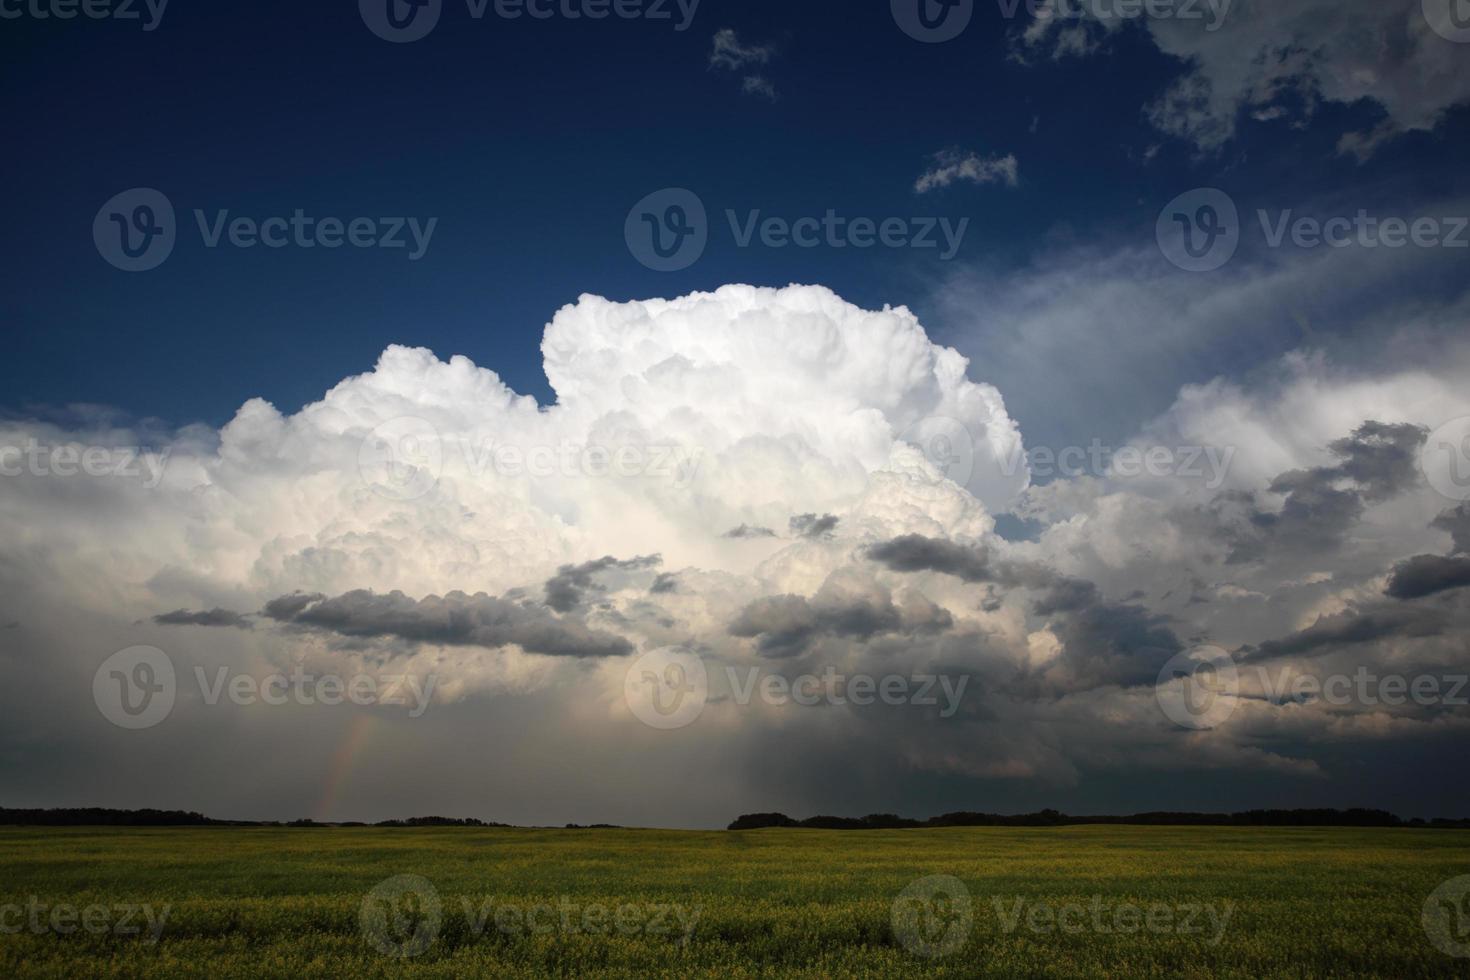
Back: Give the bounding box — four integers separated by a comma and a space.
7, 279, 1470, 824
915, 150, 1020, 193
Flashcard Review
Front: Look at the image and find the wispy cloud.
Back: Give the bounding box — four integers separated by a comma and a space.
711, 28, 780, 100
915, 150, 1019, 193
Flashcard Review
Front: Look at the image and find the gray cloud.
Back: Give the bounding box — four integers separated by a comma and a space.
1251, 604, 1447, 662
1386, 556, 1470, 601
261, 592, 327, 621
1224, 422, 1428, 562
152, 608, 252, 629
264, 589, 635, 658
1433, 505, 1470, 556
728, 587, 952, 659
723, 524, 777, 540
544, 555, 662, 614
789, 514, 840, 540
868, 535, 994, 583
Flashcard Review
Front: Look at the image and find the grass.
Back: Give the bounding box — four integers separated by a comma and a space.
1, 825, 1468, 977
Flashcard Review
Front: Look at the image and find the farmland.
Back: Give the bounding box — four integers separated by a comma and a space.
2, 825, 1468, 977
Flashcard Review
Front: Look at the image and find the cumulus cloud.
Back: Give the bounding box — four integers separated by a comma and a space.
1018, 0, 1470, 158
6, 279, 1470, 825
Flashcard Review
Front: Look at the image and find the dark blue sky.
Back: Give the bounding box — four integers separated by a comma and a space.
2, 0, 1466, 429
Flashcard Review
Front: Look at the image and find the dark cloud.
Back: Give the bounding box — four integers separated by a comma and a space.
544, 555, 662, 613
728, 587, 952, 659
866, 535, 1059, 594
868, 535, 994, 583
264, 590, 635, 658
1032, 578, 1101, 617
262, 592, 327, 621
723, 524, 777, 539
1432, 504, 1470, 556
1251, 604, 1447, 661
1385, 555, 1470, 601
152, 608, 252, 629
650, 573, 680, 595
865, 534, 1170, 690
1222, 422, 1428, 563
789, 514, 839, 539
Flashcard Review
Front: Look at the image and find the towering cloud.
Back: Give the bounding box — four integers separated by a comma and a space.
3, 283, 1470, 826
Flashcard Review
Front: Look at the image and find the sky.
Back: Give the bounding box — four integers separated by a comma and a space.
1, 0, 1470, 827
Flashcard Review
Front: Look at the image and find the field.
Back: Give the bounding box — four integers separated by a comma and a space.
2, 825, 1468, 977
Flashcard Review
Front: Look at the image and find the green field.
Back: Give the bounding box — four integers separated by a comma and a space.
2, 825, 1468, 977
